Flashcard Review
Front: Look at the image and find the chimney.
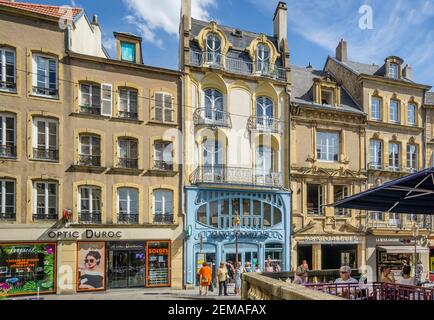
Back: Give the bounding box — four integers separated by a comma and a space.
181, 0, 191, 24
92, 14, 99, 26
336, 38, 348, 62
403, 64, 412, 80
273, 1, 288, 49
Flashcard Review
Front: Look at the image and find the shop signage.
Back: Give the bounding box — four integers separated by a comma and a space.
193, 230, 283, 241
47, 229, 122, 240
375, 237, 413, 244
298, 236, 362, 243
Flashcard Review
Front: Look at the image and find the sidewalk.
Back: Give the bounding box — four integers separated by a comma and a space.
12, 283, 242, 301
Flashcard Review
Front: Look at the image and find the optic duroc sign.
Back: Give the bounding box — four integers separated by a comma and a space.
47, 229, 123, 240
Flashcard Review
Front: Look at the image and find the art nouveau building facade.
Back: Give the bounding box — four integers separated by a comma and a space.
180, 1, 291, 286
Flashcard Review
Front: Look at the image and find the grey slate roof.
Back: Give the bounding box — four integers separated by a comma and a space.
291, 64, 364, 114
426, 92, 434, 105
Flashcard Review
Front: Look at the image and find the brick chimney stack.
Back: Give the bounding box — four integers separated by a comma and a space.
273, 1, 288, 50
336, 38, 348, 62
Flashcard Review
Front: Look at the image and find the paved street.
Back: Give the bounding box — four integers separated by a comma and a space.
13, 283, 242, 301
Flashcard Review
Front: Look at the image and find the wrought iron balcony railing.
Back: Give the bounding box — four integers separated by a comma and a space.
190, 165, 283, 188
0, 212, 15, 220
0, 145, 16, 158
118, 157, 139, 169
78, 154, 101, 167
118, 213, 139, 224
118, 110, 138, 120
193, 108, 232, 128
190, 50, 287, 81
406, 167, 419, 174
32, 86, 58, 97
153, 214, 174, 225
0, 80, 17, 91
307, 208, 325, 216
33, 148, 59, 161
79, 104, 101, 115
33, 213, 58, 221
248, 116, 282, 134
367, 214, 432, 230
153, 160, 174, 171
78, 212, 102, 224
368, 163, 406, 173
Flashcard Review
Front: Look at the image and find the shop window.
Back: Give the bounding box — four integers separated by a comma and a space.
322, 244, 357, 270
220, 199, 229, 228
273, 208, 282, 225
263, 203, 271, 227
307, 184, 325, 215
265, 243, 283, 267
209, 201, 218, 228
146, 241, 170, 287
197, 204, 207, 225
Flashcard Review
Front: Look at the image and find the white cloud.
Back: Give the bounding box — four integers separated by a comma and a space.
122, 0, 216, 47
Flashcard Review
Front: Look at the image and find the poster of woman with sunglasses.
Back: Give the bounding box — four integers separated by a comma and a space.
77, 242, 105, 291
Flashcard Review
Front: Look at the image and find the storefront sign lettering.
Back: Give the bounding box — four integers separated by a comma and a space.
148, 248, 169, 255
47, 230, 122, 240
194, 230, 283, 241
299, 236, 362, 243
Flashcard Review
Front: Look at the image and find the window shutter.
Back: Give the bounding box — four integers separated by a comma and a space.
101, 83, 112, 116
155, 93, 163, 121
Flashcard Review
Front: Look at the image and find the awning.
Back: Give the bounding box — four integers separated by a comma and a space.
378, 246, 430, 254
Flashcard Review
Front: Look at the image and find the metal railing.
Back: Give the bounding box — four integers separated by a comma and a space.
193, 108, 232, 128
118, 157, 139, 169
78, 212, 102, 224
190, 50, 287, 81
153, 214, 174, 225
0, 145, 16, 158
118, 213, 139, 224
33, 148, 59, 161
335, 208, 350, 217
307, 208, 325, 216
190, 165, 283, 188
368, 162, 406, 173
32, 86, 58, 97
0, 212, 15, 220
118, 110, 138, 120
367, 214, 432, 229
0, 80, 16, 91
32, 214, 58, 221
248, 116, 282, 134
78, 155, 101, 167
153, 160, 173, 171
79, 105, 101, 115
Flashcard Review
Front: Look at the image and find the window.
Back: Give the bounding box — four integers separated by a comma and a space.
202, 139, 224, 182
334, 186, 349, 216
256, 44, 270, 74
389, 213, 401, 225
389, 142, 400, 170
307, 184, 325, 215
389, 63, 399, 79
317, 131, 339, 162
371, 97, 382, 120
118, 138, 138, 169
0, 48, 16, 91
256, 146, 274, 174
154, 92, 173, 122
0, 113, 16, 158
205, 33, 222, 66
121, 42, 136, 63
204, 88, 224, 122
369, 211, 384, 221
321, 89, 334, 105
80, 83, 101, 115
390, 100, 400, 123
78, 186, 102, 223
256, 96, 275, 129
154, 141, 173, 170
32, 118, 58, 161
369, 140, 382, 169
118, 188, 138, 223
408, 103, 416, 126
119, 88, 138, 119
32, 54, 58, 97
79, 135, 101, 167
33, 181, 58, 220
0, 179, 15, 220
407, 144, 418, 170
153, 189, 174, 224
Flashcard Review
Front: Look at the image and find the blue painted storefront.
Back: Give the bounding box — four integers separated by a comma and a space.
184, 186, 291, 286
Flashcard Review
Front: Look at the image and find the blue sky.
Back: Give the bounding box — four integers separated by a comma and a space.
26, 0, 434, 87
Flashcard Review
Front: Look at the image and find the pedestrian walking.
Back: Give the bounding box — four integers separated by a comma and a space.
197, 262, 212, 296
234, 261, 245, 295
217, 262, 229, 296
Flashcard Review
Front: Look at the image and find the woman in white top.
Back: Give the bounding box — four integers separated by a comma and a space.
397, 265, 416, 286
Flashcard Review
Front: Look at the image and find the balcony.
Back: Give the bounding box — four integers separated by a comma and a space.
0, 145, 16, 158
33, 148, 59, 161
33, 214, 58, 221
32, 86, 58, 98
118, 110, 138, 120
118, 214, 139, 224
190, 165, 283, 188
190, 50, 287, 82
193, 108, 232, 128
367, 214, 432, 230
78, 155, 101, 167
368, 163, 406, 173
0, 80, 16, 92
153, 214, 174, 225
248, 116, 282, 134
78, 212, 101, 224
0, 212, 15, 221
118, 158, 138, 169
79, 105, 101, 116
153, 160, 173, 171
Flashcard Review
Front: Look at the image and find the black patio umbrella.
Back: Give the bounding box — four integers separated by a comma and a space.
333, 167, 434, 214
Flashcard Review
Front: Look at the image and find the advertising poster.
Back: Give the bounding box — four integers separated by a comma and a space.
0, 243, 56, 296
77, 242, 106, 292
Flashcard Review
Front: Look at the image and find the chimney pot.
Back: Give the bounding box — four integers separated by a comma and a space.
403, 64, 412, 80
336, 39, 348, 62
92, 14, 99, 25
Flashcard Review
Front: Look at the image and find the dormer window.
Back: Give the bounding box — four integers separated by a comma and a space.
257, 44, 270, 74
121, 42, 136, 63
205, 33, 222, 66
321, 89, 334, 106
389, 63, 399, 79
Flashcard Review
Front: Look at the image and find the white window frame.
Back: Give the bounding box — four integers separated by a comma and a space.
407, 144, 418, 170
408, 103, 416, 126
101, 83, 112, 116
334, 185, 349, 216
389, 63, 399, 79
32, 117, 58, 151
370, 140, 383, 168
79, 134, 100, 156
256, 44, 271, 73
389, 100, 400, 123
154, 92, 173, 122
118, 88, 138, 114
153, 189, 173, 216
371, 97, 381, 120
79, 83, 101, 108
78, 186, 101, 214
0, 48, 16, 91
307, 184, 325, 216
33, 181, 58, 216
316, 131, 339, 162
0, 179, 15, 215
389, 142, 400, 170
118, 138, 138, 160
0, 113, 16, 148
154, 141, 173, 165
32, 54, 58, 96
117, 188, 139, 215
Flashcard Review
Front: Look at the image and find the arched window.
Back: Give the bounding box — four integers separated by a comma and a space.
256, 44, 270, 74
79, 134, 101, 167
204, 88, 223, 121
256, 96, 274, 128
205, 33, 222, 66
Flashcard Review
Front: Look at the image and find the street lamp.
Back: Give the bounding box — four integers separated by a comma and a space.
233, 215, 241, 266
412, 222, 419, 286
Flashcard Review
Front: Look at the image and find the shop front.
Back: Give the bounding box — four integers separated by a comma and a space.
184, 187, 291, 287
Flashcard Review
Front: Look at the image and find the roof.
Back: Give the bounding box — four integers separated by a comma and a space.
290, 64, 364, 114
426, 92, 434, 105
0, 0, 82, 19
